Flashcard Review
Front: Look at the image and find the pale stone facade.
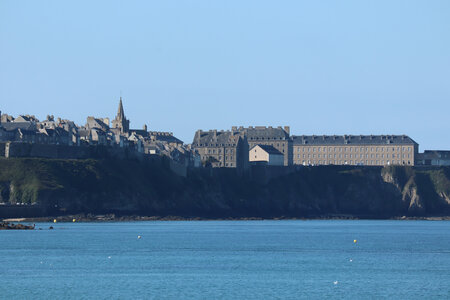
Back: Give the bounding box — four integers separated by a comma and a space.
292, 135, 418, 166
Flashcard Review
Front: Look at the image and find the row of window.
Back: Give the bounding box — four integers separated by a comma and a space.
207, 149, 234, 154
249, 137, 285, 141
212, 162, 235, 167
250, 142, 286, 148
294, 160, 412, 166
294, 146, 413, 153
202, 155, 234, 161
296, 153, 411, 159
198, 143, 236, 147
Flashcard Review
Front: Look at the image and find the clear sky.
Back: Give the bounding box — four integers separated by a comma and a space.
1, 1, 449, 150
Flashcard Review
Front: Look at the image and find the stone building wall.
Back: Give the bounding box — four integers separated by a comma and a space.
293, 144, 416, 166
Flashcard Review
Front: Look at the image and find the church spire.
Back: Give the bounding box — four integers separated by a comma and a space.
112, 96, 130, 133
117, 96, 125, 120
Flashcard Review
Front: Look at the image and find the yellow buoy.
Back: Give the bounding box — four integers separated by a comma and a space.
72, 219, 76, 222
353, 239, 357, 243
53, 219, 57, 223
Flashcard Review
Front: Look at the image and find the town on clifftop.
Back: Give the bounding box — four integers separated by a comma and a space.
1, 98, 449, 169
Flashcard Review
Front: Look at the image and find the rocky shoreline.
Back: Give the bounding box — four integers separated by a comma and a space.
5, 214, 450, 223
0, 221, 35, 230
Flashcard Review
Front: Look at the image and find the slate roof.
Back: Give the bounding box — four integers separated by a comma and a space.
152, 133, 183, 144
193, 130, 241, 146
422, 150, 450, 159
239, 126, 289, 140
1, 122, 36, 131
251, 144, 283, 155
292, 135, 418, 146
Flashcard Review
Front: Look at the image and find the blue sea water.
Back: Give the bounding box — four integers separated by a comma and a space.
1, 220, 449, 299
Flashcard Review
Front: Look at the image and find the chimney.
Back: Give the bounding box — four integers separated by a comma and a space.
284, 126, 290, 135
143, 124, 147, 131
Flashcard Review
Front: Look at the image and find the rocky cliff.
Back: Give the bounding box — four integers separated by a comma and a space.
0, 157, 449, 218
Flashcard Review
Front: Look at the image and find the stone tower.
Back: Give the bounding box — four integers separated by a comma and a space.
111, 97, 130, 133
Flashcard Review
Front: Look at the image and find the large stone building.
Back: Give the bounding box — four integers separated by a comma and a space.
292, 135, 418, 166
234, 126, 292, 166
192, 129, 249, 169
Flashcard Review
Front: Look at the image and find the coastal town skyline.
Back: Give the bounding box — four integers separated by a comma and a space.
0, 95, 447, 151
2, 98, 448, 168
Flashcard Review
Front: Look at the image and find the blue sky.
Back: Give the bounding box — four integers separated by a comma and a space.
1, 0, 449, 149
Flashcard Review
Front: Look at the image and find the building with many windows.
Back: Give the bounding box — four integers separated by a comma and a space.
292, 135, 418, 166
234, 126, 292, 166
192, 129, 249, 169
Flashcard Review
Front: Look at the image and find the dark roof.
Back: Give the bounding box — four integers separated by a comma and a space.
193, 130, 242, 146
1, 122, 36, 131
153, 134, 183, 144
292, 135, 418, 146
421, 150, 450, 159
251, 144, 283, 155
239, 126, 289, 140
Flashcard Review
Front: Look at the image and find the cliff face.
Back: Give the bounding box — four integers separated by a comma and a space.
0, 157, 449, 218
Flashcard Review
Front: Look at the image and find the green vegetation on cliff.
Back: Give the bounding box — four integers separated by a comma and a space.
0, 157, 449, 218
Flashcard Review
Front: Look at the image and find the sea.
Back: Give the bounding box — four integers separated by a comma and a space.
1, 220, 449, 299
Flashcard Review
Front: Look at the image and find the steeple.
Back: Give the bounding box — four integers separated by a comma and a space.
112, 96, 130, 133
117, 97, 125, 120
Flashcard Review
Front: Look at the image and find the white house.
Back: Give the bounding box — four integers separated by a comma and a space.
249, 144, 284, 166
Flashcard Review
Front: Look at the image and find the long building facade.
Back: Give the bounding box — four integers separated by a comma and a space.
292, 135, 418, 166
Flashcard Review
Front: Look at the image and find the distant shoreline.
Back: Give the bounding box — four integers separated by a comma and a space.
4, 214, 450, 223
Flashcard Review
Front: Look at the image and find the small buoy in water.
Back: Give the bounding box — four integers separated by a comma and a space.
72, 218, 76, 222
53, 219, 57, 223
349, 259, 353, 262
108, 256, 111, 259
137, 235, 142, 239
333, 281, 338, 285
49, 226, 54, 230
353, 239, 357, 243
